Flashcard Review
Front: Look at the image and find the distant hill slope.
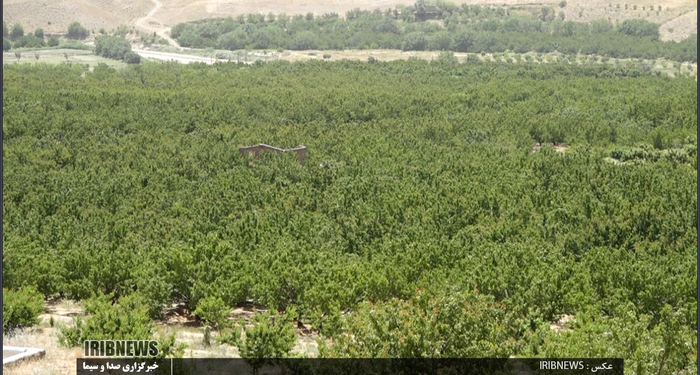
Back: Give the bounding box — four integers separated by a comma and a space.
660, 9, 697, 41
2, 0, 696, 41
2, 0, 152, 34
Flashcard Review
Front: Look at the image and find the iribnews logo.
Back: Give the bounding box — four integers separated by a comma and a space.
83, 340, 159, 357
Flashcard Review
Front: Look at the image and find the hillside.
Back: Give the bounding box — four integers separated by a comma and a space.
2, 0, 696, 41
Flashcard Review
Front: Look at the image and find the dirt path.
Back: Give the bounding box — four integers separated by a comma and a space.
136, 0, 180, 48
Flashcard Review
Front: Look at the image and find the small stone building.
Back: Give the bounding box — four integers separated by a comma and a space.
238, 144, 307, 166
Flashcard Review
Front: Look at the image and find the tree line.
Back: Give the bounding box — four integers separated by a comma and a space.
3, 20, 89, 51
169, 3, 696, 62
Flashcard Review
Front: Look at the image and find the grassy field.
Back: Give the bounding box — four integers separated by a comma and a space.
2, 49, 127, 70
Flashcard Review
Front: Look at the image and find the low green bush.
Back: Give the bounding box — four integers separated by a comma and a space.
319, 288, 515, 357
58, 294, 153, 345
193, 296, 230, 331
222, 308, 297, 360
3, 287, 44, 335
524, 305, 696, 375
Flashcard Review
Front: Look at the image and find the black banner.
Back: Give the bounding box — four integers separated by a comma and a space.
77, 358, 623, 375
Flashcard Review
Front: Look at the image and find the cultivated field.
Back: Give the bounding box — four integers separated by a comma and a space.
2, 1, 697, 373
1, 49, 127, 70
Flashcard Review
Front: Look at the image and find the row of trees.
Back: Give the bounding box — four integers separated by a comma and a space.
3, 60, 696, 366
169, 7, 696, 62
2, 21, 88, 51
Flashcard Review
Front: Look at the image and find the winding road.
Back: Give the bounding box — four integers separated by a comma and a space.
136, 0, 180, 48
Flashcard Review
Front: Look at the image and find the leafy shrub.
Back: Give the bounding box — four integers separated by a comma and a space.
3, 37, 10, 51
10, 23, 24, 40
223, 309, 297, 361
94, 35, 130, 59
401, 32, 427, 51
114, 25, 129, 38
194, 296, 230, 330
320, 288, 515, 357
436, 51, 459, 64
525, 305, 696, 375
67, 22, 88, 40
95, 35, 139, 63
123, 51, 141, 64
653, 132, 665, 149
218, 30, 247, 51
58, 294, 153, 346
58, 40, 92, 50
288, 31, 318, 50
618, 19, 660, 39
47, 36, 59, 47
428, 31, 453, 51
3, 287, 44, 335
13, 34, 45, 48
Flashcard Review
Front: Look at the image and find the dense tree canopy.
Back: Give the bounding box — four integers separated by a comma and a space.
94, 35, 138, 63
2, 57, 696, 368
169, 5, 696, 62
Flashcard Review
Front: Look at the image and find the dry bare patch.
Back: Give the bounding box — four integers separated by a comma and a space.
2, 0, 152, 34
659, 9, 697, 41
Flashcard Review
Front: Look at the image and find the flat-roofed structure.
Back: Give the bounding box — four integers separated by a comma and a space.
3, 346, 45, 366
239, 144, 308, 166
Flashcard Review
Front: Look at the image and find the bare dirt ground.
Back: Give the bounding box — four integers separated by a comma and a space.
659, 9, 697, 41
2, 0, 151, 35
532, 143, 569, 153
549, 314, 574, 332
557, 0, 696, 30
